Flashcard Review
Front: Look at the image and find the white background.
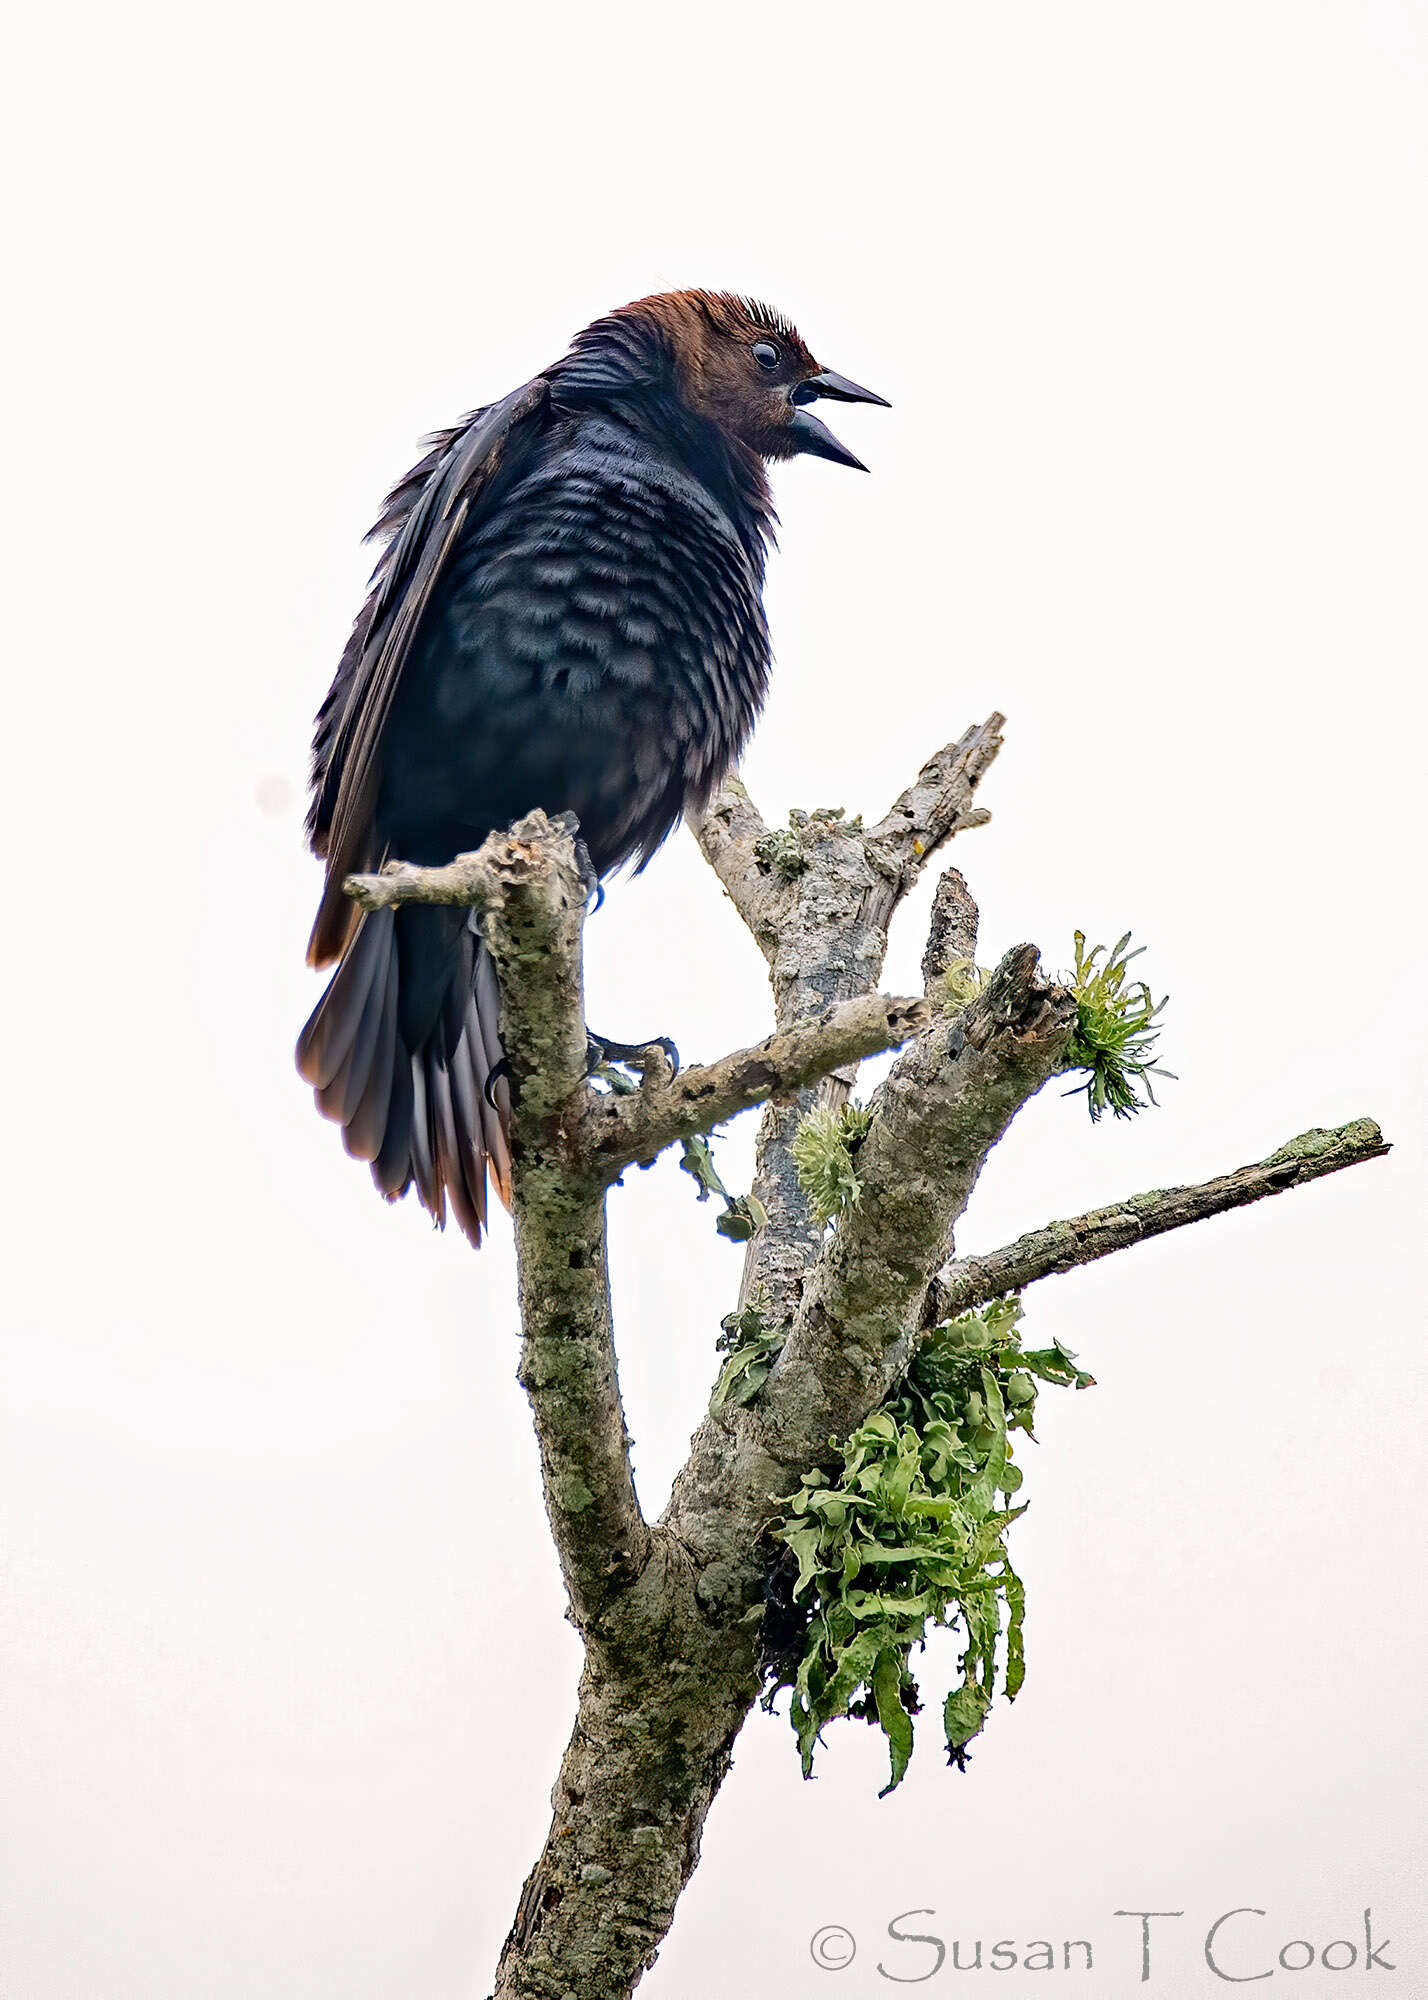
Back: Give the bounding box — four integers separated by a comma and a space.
4, 3, 1425, 1994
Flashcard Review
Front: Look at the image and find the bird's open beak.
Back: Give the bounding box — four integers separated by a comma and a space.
795, 370, 891, 408
788, 370, 890, 471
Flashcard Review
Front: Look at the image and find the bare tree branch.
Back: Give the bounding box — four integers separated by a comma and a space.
930, 1117, 1390, 1320
436, 813, 650, 1625
495, 745, 1052, 1994
344, 846, 562, 914
687, 710, 1003, 976
684, 777, 780, 961
922, 866, 980, 992
686, 716, 1005, 1324
510, 946, 1075, 1998
492, 1541, 758, 2000
752, 946, 1076, 1463
378, 734, 1387, 2000
348, 827, 930, 1177
861, 710, 1004, 921
662, 947, 1075, 1603
584, 990, 933, 1175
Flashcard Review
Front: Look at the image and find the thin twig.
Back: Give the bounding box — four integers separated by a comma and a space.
346, 847, 545, 913
930, 1118, 1390, 1319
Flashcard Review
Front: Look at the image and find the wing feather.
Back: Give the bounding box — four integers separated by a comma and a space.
306, 376, 551, 965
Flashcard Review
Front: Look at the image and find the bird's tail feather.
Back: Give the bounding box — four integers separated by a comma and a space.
296, 906, 512, 1245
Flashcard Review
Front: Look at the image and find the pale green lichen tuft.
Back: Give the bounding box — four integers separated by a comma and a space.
753, 827, 811, 880
939, 958, 987, 1014
1263, 1119, 1382, 1168
791, 1102, 874, 1223
754, 807, 864, 881
555, 1472, 595, 1515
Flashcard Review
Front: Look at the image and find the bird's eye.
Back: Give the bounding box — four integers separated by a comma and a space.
751, 340, 781, 371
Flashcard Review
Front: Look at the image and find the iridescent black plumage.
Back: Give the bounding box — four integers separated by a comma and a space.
297, 290, 885, 1243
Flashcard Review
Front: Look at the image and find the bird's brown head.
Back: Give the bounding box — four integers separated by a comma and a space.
555, 289, 889, 471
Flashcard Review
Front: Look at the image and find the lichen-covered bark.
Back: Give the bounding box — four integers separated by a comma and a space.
496, 954, 1080, 1998
493, 1557, 761, 1999
469, 814, 651, 1622
758, 947, 1075, 1461
930, 1117, 1390, 1320
688, 715, 1005, 1326
342, 740, 1388, 2000
693, 794, 893, 1322
921, 866, 980, 992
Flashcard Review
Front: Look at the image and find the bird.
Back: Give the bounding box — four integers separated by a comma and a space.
296, 289, 887, 1246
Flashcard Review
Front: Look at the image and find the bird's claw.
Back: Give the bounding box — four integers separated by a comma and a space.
585, 1031, 680, 1079
570, 835, 602, 909
483, 1054, 513, 1109
485, 1034, 677, 1110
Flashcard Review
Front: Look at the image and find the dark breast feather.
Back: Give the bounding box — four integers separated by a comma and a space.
306, 380, 775, 962
379, 408, 772, 877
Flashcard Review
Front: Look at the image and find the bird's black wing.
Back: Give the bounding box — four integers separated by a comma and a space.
306, 375, 551, 964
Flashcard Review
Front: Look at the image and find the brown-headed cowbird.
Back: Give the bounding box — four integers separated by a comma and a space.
297, 290, 886, 1244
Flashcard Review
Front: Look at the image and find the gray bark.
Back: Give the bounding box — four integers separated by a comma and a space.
929, 1116, 1389, 1321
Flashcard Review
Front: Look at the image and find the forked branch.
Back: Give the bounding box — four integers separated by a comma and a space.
344, 733, 1389, 2000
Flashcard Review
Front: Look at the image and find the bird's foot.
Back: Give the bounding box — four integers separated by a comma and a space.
485, 1033, 677, 1110
585, 1030, 680, 1080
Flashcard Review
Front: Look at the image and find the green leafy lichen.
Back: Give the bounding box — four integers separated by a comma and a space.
715, 1195, 768, 1243
679, 1133, 768, 1243
1060, 931, 1172, 1120
763, 1297, 1094, 1795
710, 1304, 785, 1412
